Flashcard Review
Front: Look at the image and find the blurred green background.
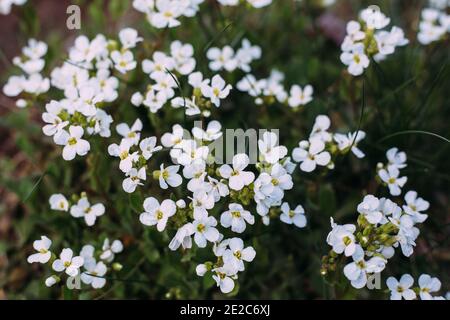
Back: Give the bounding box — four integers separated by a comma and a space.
0, 0, 448, 299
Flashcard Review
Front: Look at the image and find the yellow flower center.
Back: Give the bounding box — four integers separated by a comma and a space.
68, 137, 77, 145
197, 223, 205, 233
231, 211, 241, 218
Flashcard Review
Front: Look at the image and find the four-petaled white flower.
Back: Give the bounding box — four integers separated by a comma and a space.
157, 163, 183, 189
123, 167, 146, 193
403, 190, 429, 223
220, 203, 255, 233
140, 197, 177, 232
70, 197, 105, 226
343, 246, 386, 289
288, 85, 313, 108
81, 261, 108, 289
378, 165, 407, 196
357, 195, 383, 224
219, 154, 255, 191
292, 138, 331, 172
386, 274, 417, 300
222, 238, 256, 272
280, 203, 307, 228
201, 75, 232, 107
52, 248, 84, 277
27, 236, 52, 264
340, 43, 370, 76
55, 125, 90, 161
418, 274, 442, 300
192, 210, 220, 248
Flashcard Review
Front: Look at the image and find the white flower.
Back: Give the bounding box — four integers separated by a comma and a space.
386, 147, 407, 169
280, 203, 306, 228
343, 246, 386, 289
310, 115, 332, 142
116, 119, 143, 146
111, 50, 137, 74
161, 124, 185, 148
70, 197, 105, 226
151, 0, 183, 28
142, 51, 175, 76
157, 163, 183, 189
403, 191, 429, 223
177, 140, 209, 166
49, 194, 69, 211
222, 238, 256, 272
288, 85, 313, 108
378, 165, 407, 196
292, 138, 331, 172
170, 40, 196, 75
139, 136, 162, 160
340, 43, 370, 76
326, 218, 357, 256
418, 274, 442, 300
123, 167, 146, 193
42, 101, 69, 137
192, 120, 222, 142
360, 6, 390, 30
258, 131, 288, 164
191, 190, 215, 217
52, 248, 84, 277
108, 140, 138, 173
139, 197, 177, 231
220, 203, 255, 233
212, 266, 235, 293
192, 210, 220, 248
119, 28, 143, 49
219, 153, 255, 191
169, 223, 195, 251
54, 126, 90, 161
183, 161, 207, 192
386, 274, 417, 300
357, 195, 383, 224
207, 46, 237, 71
201, 75, 232, 107
27, 236, 52, 264
100, 238, 123, 262
333, 131, 366, 158
81, 261, 107, 289
235, 38, 261, 72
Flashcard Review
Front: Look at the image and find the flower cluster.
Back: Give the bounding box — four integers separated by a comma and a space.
322, 148, 431, 289
27, 236, 123, 289
133, 0, 272, 29
376, 147, 408, 196
3, 39, 50, 106
106, 120, 314, 293
340, 6, 409, 76
207, 38, 261, 73
237, 70, 314, 109
418, 1, 449, 45
50, 193, 106, 227
292, 114, 366, 173
40, 29, 141, 161
131, 41, 232, 116
0, 0, 26, 15
107, 119, 164, 193
387, 273, 445, 300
